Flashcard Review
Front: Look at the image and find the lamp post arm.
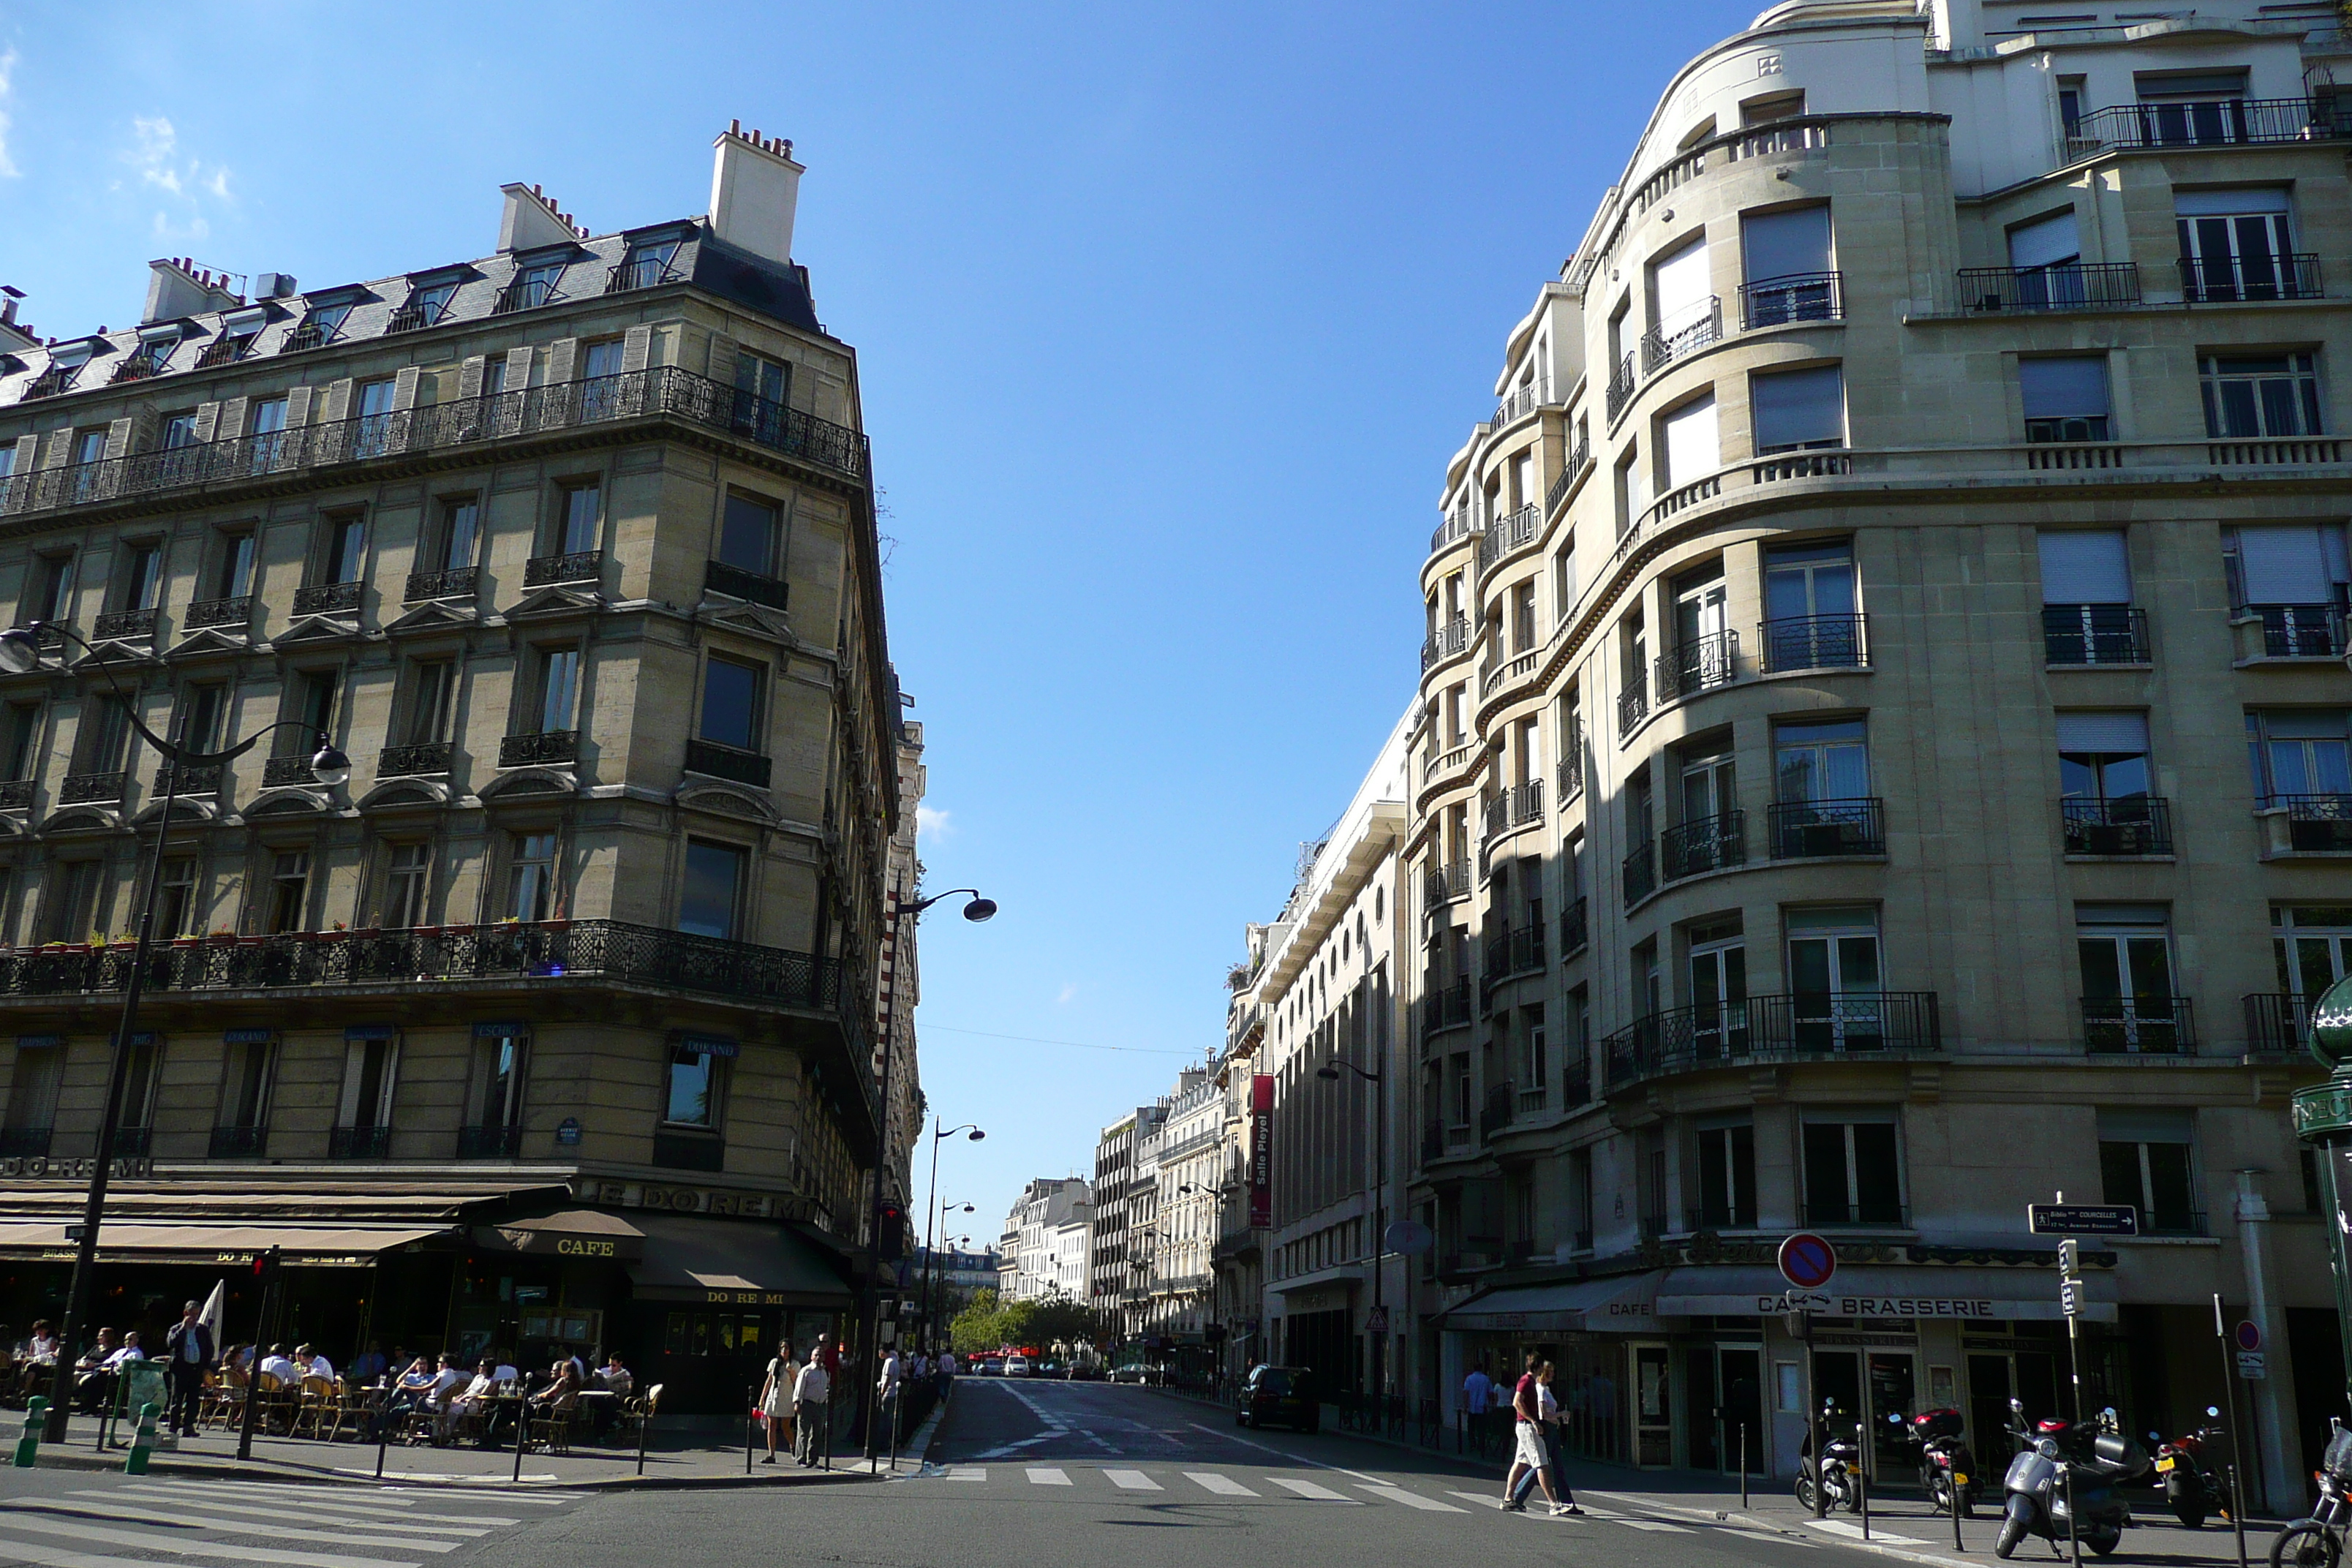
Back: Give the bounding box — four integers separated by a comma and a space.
15, 627, 327, 765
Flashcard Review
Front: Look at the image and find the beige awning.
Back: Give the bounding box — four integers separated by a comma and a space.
1436, 1273, 1662, 1333
626, 1214, 851, 1306
0, 1220, 451, 1267
473, 1208, 645, 1262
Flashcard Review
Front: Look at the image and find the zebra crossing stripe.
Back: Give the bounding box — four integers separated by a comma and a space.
121, 1483, 525, 1526
0, 1512, 423, 1568
1357, 1484, 1466, 1512
71, 1495, 491, 1538
1103, 1470, 1161, 1490
1267, 1477, 1357, 1503
1184, 1472, 1258, 1496
1027, 1469, 1071, 1485
0, 1502, 456, 1553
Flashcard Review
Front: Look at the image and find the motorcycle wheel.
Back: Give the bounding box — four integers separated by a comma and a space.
2272, 1522, 2345, 1568
1794, 1475, 1817, 1512
1994, 1516, 2027, 1558
2172, 1501, 2207, 1530
1929, 1476, 1953, 1515
2084, 1526, 2122, 1558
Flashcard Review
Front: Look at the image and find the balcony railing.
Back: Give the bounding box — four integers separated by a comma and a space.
1662, 810, 1744, 880
1421, 616, 1470, 671
457, 1124, 524, 1158
113, 1126, 151, 1156
1418, 979, 1472, 1044
1605, 991, 1941, 1088
1617, 679, 1648, 738
377, 742, 452, 779
405, 567, 478, 603
2246, 603, 2346, 657
184, 595, 252, 630
60, 771, 126, 804
1482, 781, 1544, 841
0, 1126, 52, 1158
492, 275, 559, 315
1622, 840, 1656, 908
1477, 504, 1542, 571
1769, 797, 1885, 859
1548, 434, 1592, 513
1492, 384, 1542, 426
261, 755, 323, 788
154, 762, 221, 796
92, 608, 157, 642
293, 580, 362, 616
2084, 995, 2197, 1055
0, 781, 31, 810
524, 551, 602, 588
1956, 263, 2141, 313
2179, 252, 2322, 304
1423, 862, 1470, 908
1482, 922, 1545, 984
1478, 1082, 1515, 1139
2247, 992, 2318, 1057
2271, 794, 2352, 851
1430, 508, 1475, 555
209, 1125, 268, 1158
383, 297, 451, 335
1803, 1201, 1911, 1229
1659, 630, 1738, 699
0, 367, 871, 522
500, 729, 578, 768
1641, 298, 1722, 374
2070, 96, 2345, 151
1760, 614, 1867, 672
705, 560, 790, 611
1558, 739, 1584, 804
1559, 896, 1588, 959
685, 738, 773, 788
2062, 796, 2174, 856
328, 1126, 393, 1159
606, 257, 680, 293
1686, 1201, 1757, 1232
193, 336, 253, 369
1605, 352, 1637, 422
2043, 604, 2149, 665
1739, 271, 1842, 329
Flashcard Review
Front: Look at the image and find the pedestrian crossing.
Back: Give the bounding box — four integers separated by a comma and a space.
0, 1477, 576, 1568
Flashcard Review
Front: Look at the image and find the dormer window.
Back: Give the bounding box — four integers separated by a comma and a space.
112, 327, 181, 383
195, 307, 268, 369
609, 238, 682, 294
23, 346, 91, 399
279, 298, 354, 355
385, 281, 457, 335
494, 258, 565, 315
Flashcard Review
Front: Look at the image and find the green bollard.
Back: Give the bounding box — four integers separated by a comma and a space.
13, 1396, 47, 1467
125, 1401, 159, 1475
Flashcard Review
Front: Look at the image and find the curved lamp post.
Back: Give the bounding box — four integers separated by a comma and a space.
1319, 1055, 1388, 1420
5, 620, 351, 1438
863, 887, 993, 1464
920, 1115, 982, 1351
926, 1200, 976, 1352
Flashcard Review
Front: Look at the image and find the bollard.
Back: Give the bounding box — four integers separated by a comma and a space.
13, 1396, 47, 1467
1951, 1469, 1965, 1552
745, 1383, 755, 1474
125, 1402, 159, 1474
1738, 1425, 1748, 1510
1856, 1421, 1871, 1540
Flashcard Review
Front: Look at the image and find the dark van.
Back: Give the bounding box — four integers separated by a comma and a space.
1236, 1364, 1317, 1433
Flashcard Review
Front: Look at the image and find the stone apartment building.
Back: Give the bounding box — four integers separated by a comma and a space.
0, 126, 914, 1413
1406, 0, 2352, 1502
998, 1176, 1090, 1303
1143, 1065, 1223, 1347
1089, 1102, 1164, 1336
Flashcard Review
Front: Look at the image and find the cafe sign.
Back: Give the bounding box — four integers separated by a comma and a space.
576, 1177, 813, 1224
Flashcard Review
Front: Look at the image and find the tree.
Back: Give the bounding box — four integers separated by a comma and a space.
1025, 1294, 1111, 1350
949, 1288, 1006, 1355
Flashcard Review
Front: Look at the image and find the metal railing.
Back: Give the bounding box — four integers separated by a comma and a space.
1739, 271, 1842, 328
293, 580, 361, 616
1481, 922, 1545, 984
377, 742, 451, 779
60, 771, 126, 804
1659, 630, 1738, 698
328, 1126, 393, 1159
1605, 352, 1637, 422
2246, 603, 2346, 657
685, 739, 773, 788
1421, 616, 1469, 671
2179, 252, 2322, 304
2043, 604, 2149, 665
405, 567, 478, 603
1956, 263, 2140, 313
1548, 434, 1591, 513
1803, 1201, 1911, 1228
1662, 810, 1744, 879
1768, 797, 1885, 858
1605, 991, 1941, 1088
1760, 614, 1867, 672
1481, 780, 1544, 840
2083, 995, 2197, 1055
0, 366, 871, 521
1476, 504, 1541, 570
0, 1126, 52, 1157
1686, 1202, 1756, 1232
457, 1124, 524, 1158
1622, 840, 1655, 907
155, 762, 221, 796
705, 559, 789, 611
1640, 298, 1722, 374
606, 257, 681, 293
524, 550, 602, 587
184, 595, 252, 629
1492, 384, 1542, 426
2247, 992, 2318, 1057
1418, 979, 1471, 1043
261, 755, 320, 788
2070, 96, 2345, 150
382, 297, 451, 335
0, 781, 33, 810
1558, 741, 1583, 804
1617, 679, 1648, 737
1423, 862, 1470, 908
1559, 897, 1588, 959
1430, 508, 1475, 555
1478, 1082, 1515, 1139
500, 730, 578, 768
2062, 796, 2173, 856
2271, 794, 2352, 851
209, 1125, 267, 1158
492, 275, 559, 315
92, 608, 156, 642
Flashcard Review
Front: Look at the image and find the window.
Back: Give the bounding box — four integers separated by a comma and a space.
620, 238, 681, 288
400, 280, 456, 328
45, 860, 102, 942
338, 1032, 399, 1137
438, 499, 480, 573
664, 1041, 725, 1127
159, 412, 198, 450
556, 483, 601, 556
735, 350, 788, 407
2039, 531, 2137, 663
506, 832, 557, 922
1696, 1114, 1755, 1228
28, 552, 75, 623
118, 1032, 163, 1132
1741, 89, 1805, 126
79, 693, 131, 774
2097, 1107, 2199, 1233
2176, 188, 2302, 301
156, 856, 197, 938
353, 377, 397, 456
1613, 444, 1642, 537
2202, 354, 2324, 440
719, 492, 780, 577
1751, 365, 1845, 454
468, 1027, 529, 1132
2246, 710, 2350, 806
506, 260, 564, 311
1520, 1003, 1547, 1088
4, 1039, 62, 1140
402, 661, 455, 745
72, 429, 108, 467
266, 849, 310, 933
679, 840, 747, 940
1785, 905, 1882, 1049
582, 339, 625, 381
2136, 69, 2248, 140
1687, 918, 1747, 1056
1740, 206, 1834, 324
1, 703, 38, 781
1801, 1112, 1903, 1224
288, 669, 338, 752
2225, 526, 2350, 661
2275, 905, 2352, 1003
290, 298, 353, 345
1763, 540, 1859, 668
384, 843, 431, 929
2019, 355, 2111, 442
1659, 393, 1718, 493
118, 541, 162, 612
698, 656, 764, 752
213, 532, 255, 600
2008, 210, 2080, 274
322, 513, 366, 584
2057, 710, 2152, 802
1648, 235, 1714, 357
536, 647, 580, 734
249, 396, 288, 438
219, 1033, 275, 1131
2077, 903, 2182, 1051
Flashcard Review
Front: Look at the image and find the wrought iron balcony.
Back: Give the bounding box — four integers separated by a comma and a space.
404, 567, 478, 603
1478, 1082, 1515, 1139
1617, 679, 1648, 738
2247, 992, 2318, 1057
1557, 740, 1584, 804
2083, 995, 2196, 1055
0, 1126, 52, 1158
92, 608, 157, 642
183, 595, 252, 630
524, 550, 602, 588
293, 579, 362, 616
1422, 861, 1469, 908
500, 729, 578, 768
1558, 896, 1588, 959
113, 1126, 151, 1156
685, 739, 773, 788
329, 1126, 393, 1159
0, 781, 31, 810
1605, 351, 1636, 423
377, 742, 452, 779
1419, 1126, 1445, 1164
1957, 263, 2140, 313
2244, 603, 2345, 657
1482, 923, 1545, 985
1605, 991, 1941, 1089
382, 298, 448, 335
261, 755, 323, 788
1418, 979, 1471, 1044
1492, 384, 1542, 426
2070, 95, 2346, 151
276, 322, 332, 355
1659, 630, 1738, 699
2062, 796, 2173, 856
60, 771, 125, 804
1481, 780, 1544, 841
193, 335, 253, 369
1548, 434, 1591, 513
1760, 614, 1867, 672
1769, 797, 1885, 858
2272, 794, 2352, 851
2179, 252, 2321, 304
491, 275, 559, 315
1640, 298, 1721, 374
705, 560, 789, 611
606, 256, 679, 293
1739, 271, 1842, 329
154, 762, 221, 796
1686, 1200, 1756, 1232
1430, 508, 1474, 555
1622, 840, 1656, 908
457, 1124, 524, 1158
209, 1125, 268, 1158
1804, 1200, 1910, 1229
1476, 504, 1541, 570
1421, 615, 1469, 671
1662, 810, 1744, 879
2043, 604, 2149, 665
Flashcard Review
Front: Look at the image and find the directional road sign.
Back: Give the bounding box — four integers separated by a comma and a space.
2027, 1203, 2138, 1236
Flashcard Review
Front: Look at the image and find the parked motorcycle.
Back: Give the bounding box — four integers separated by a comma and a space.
2270, 1417, 2352, 1568
1794, 1401, 1863, 1514
2150, 1404, 2233, 1529
1906, 1406, 1981, 1518
1994, 1398, 2147, 1560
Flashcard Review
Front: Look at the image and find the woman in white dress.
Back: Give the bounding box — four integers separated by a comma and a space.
757, 1340, 799, 1464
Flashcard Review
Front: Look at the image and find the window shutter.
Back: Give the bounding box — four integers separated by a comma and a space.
457, 355, 486, 402
391, 366, 423, 412
2237, 524, 2332, 604
621, 324, 653, 374
12, 434, 41, 475
2008, 211, 2080, 270
1662, 394, 1718, 491
502, 346, 535, 392
320, 378, 354, 426
34, 430, 72, 470
1741, 206, 1831, 282
2175, 186, 2291, 216
214, 398, 248, 444
102, 417, 135, 461
546, 337, 578, 385
2054, 711, 2149, 753
1752, 366, 1844, 450
2019, 356, 2110, 419
284, 386, 315, 428
708, 331, 741, 384
192, 402, 223, 444
1651, 238, 1711, 324
2038, 530, 2131, 603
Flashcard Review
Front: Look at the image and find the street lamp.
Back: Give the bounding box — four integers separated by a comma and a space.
10, 619, 350, 1438
862, 888, 993, 1463
2292, 976, 2352, 1444
922, 1184, 980, 1354
1319, 1056, 1389, 1420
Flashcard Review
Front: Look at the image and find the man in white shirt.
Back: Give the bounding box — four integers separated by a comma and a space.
792, 1354, 832, 1468
426, 1354, 467, 1406
440, 1358, 500, 1444
258, 1344, 301, 1384
295, 1343, 334, 1382
101, 1330, 147, 1370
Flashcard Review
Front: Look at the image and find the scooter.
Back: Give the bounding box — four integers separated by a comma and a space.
1794, 1401, 1862, 1514
1906, 1406, 1981, 1518
2150, 1404, 2233, 1529
1994, 1398, 2146, 1560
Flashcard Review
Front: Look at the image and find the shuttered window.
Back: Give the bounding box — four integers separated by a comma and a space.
1741, 206, 1831, 284
2038, 531, 2130, 603
1752, 366, 1845, 453
2008, 211, 2080, 270
1661, 394, 1718, 491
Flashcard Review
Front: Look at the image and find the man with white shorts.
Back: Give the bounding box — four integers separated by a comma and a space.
1501, 1352, 1565, 1513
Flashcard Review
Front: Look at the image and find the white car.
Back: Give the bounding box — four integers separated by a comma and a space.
1004, 1354, 1033, 1378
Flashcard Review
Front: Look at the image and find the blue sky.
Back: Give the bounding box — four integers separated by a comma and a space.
0, 0, 1761, 1240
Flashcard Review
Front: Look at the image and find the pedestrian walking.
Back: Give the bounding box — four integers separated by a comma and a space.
1501, 1352, 1564, 1514
794, 1335, 834, 1467
877, 1345, 901, 1447
1509, 1360, 1583, 1516
162, 1300, 215, 1439
756, 1340, 799, 1465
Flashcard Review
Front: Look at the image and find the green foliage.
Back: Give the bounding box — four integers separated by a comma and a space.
948, 1287, 1113, 1355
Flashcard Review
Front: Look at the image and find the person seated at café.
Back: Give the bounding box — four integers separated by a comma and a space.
294, 1343, 334, 1382
444, 1358, 503, 1447
258, 1343, 301, 1384
72, 1328, 119, 1411
587, 1355, 632, 1441
526, 1357, 580, 1443
366, 1355, 435, 1440
22, 1320, 57, 1364
349, 1341, 388, 1383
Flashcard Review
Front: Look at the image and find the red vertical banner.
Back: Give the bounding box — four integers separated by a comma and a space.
1248, 1074, 1274, 1228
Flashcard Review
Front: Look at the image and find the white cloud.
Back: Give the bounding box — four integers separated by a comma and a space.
0, 49, 21, 180
123, 113, 231, 241
1055, 983, 1078, 1006
916, 804, 954, 843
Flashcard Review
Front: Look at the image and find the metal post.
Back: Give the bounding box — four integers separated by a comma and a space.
636, 1395, 650, 1477
1857, 1420, 1870, 1539
1952, 1463, 1965, 1552
745, 1382, 755, 1474
860, 881, 909, 1463
2215, 1295, 2250, 1568
375, 1386, 389, 1480
1739, 1425, 1748, 1510
237, 1262, 279, 1462
1803, 1313, 1825, 1519
512, 1387, 528, 1482
2065, 1461, 2080, 1566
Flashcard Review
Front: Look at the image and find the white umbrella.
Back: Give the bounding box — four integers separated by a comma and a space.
197, 1279, 225, 1343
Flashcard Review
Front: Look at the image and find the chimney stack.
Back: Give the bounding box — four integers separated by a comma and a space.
498, 182, 582, 252
707, 123, 804, 266
0, 287, 30, 350
142, 257, 241, 325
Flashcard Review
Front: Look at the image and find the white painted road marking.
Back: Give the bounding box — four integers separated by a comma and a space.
945, 1466, 988, 1480
1027, 1468, 1072, 1486
0, 1511, 423, 1568
115, 1485, 523, 1527
1186, 1471, 1259, 1496
1802, 1519, 1926, 1545
1, 1502, 457, 1553
1358, 1484, 1466, 1512
1267, 1477, 1357, 1502
1103, 1469, 1162, 1490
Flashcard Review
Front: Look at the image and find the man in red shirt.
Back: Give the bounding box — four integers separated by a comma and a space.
1501, 1352, 1564, 1513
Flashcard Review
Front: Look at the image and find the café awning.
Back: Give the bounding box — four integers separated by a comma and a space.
472, 1208, 645, 1262
0, 1220, 450, 1267
626, 1214, 853, 1306
1654, 1264, 2119, 1324
1436, 1272, 1662, 1333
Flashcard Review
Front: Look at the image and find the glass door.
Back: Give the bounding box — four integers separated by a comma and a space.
1677, 755, 1738, 876
1672, 577, 1731, 693
1865, 1352, 1917, 1478
1764, 543, 1858, 669
1633, 1343, 1674, 1467
1689, 924, 1748, 1062
2077, 916, 2179, 1052
1775, 718, 1871, 853
1787, 912, 1883, 1051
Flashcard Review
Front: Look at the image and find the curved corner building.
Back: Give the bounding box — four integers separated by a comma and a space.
1407, 0, 2352, 1496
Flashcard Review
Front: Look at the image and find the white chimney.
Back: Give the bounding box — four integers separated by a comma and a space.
143, 258, 240, 325
499, 183, 582, 252
707, 121, 803, 265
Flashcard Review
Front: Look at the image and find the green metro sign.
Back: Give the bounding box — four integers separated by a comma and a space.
2293, 973, 2352, 1137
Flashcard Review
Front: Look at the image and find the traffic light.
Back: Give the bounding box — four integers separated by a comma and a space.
878, 1205, 907, 1260
252, 1245, 282, 1284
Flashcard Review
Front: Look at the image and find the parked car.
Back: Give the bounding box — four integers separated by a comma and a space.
1068, 1363, 1107, 1382
1108, 1362, 1158, 1385
977, 1357, 1004, 1376
1236, 1365, 1316, 1433
1005, 1354, 1033, 1378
